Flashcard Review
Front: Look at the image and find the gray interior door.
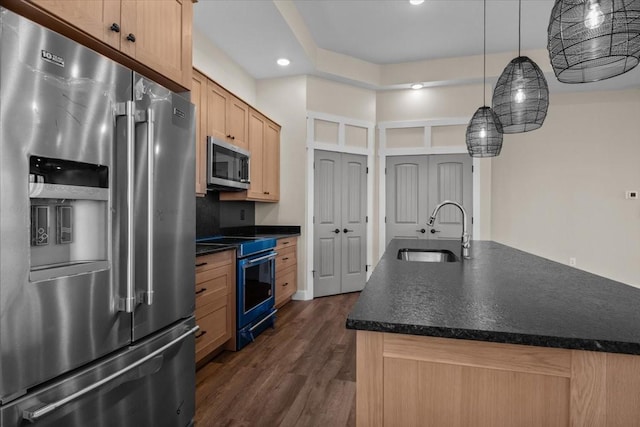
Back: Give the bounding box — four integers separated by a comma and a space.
385, 156, 429, 248
386, 154, 472, 246
340, 153, 367, 293
427, 154, 473, 239
314, 150, 367, 297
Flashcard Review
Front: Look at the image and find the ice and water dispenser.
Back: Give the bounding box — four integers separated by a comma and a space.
29, 156, 109, 281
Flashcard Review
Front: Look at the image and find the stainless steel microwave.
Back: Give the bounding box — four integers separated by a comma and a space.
207, 137, 250, 191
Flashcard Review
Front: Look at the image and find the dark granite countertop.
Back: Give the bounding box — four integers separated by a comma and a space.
195, 225, 300, 257
221, 225, 301, 240
195, 244, 236, 257
347, 239, 640, 355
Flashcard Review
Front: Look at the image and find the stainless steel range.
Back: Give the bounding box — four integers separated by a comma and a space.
197, 237, 277, 350
0, 8, 197, 426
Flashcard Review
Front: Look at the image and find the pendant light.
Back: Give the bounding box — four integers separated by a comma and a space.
548, 0, 640, 83
492, 0, 549, 133
466, 0, 503, 158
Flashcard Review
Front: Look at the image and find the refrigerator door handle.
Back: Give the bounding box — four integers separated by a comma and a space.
142, 108, 155, 306
21, 325, 199, 423
116, 101, 136, 313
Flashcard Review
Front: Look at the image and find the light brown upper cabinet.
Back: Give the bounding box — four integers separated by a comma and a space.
119, 0, 192, 88
206, 80, 249, 151
30, 0, 122, 48
21, 0, 193, 89
192, 69, 208, 197
221, 108, 280, 202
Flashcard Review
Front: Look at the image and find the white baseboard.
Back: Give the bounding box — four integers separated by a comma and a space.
292, 290, 313, 301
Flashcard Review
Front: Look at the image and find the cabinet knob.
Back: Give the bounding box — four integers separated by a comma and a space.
126, 33, 136, 43
110, 23, 120, 33
195, 287, 207, 295
263, 191, 270, 195
227, 134, 235, 140
343, 228, 354, 233
195, 330, 207, 339
333, 229, 341, 234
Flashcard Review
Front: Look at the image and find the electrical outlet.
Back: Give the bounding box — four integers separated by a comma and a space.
569, 257, 577, 267
626, 190, 638, 200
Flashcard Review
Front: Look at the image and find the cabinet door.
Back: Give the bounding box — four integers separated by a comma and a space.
192, 69, 208, 196
227, 95, 250, 151
263, 120, 280, 201
120, 0, 192, 87
247, 110, 265, 199
31, 0, 121, 49
206, 80, 229, 143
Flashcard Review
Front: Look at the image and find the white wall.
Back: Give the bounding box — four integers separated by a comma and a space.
192, 28, 257, 105
491, 89, 640, 288
255, 76, 308, 293
307, 76, 377, 122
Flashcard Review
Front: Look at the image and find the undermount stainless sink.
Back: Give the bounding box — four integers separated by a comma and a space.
397, 249, 459, 263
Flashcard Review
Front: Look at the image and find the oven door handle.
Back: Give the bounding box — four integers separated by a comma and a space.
246, 252, 277, 265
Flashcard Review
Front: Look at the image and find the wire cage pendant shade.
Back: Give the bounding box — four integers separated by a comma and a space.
492, 56, 549, 133
548, 0, 640, 83
466, 106, 504, 157
466, 0, 503, 157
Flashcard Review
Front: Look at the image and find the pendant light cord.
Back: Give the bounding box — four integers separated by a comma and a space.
483, 0, 486, 106
518, 0, 521, 57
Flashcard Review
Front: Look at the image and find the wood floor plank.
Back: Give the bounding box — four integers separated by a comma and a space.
195, 292, 360, 427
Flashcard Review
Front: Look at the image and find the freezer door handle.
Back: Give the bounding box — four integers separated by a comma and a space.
21, 325, 199, 423
142, 107, 155, 306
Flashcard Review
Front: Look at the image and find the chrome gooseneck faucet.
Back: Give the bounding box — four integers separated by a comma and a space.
427, 200, 470, 259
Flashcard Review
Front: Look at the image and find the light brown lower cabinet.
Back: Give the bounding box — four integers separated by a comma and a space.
356, 331, 640, 427
275, 237, 297, 308
195, 249, 235, 364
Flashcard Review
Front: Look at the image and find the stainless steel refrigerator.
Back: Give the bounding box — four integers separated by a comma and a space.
0, 8, 197, 426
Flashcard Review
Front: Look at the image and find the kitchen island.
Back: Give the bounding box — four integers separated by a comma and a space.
347, 239, 640, 426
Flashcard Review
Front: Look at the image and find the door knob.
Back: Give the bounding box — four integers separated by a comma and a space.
416, 228, 426, 234
343, 228, 354, 233
333, 229, 341, 234
126, 33, 136, 42
430, 229, 440, 234
110, 23, 120, 33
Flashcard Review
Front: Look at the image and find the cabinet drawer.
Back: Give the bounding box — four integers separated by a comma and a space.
275, 237, 297, 252
195, 288, 227, 321
195, 249, 234, 274
275, 265, 297, 307
195, 304, 230, 363
276, 245, 297, 271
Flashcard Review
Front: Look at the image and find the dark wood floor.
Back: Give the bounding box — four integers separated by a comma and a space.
195, 292, 360, 427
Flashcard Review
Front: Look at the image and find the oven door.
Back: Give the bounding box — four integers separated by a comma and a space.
237, 251, 276, 329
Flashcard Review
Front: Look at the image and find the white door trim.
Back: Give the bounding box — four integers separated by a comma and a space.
378, 116, 481, 261
302, 112, 375, 301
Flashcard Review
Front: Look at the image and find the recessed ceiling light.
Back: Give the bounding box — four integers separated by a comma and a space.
277, 58, 290, 66
409, 0, 425, 5
411, 83, 424, 90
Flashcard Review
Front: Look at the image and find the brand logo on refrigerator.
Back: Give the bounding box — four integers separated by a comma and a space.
41, 50, 65, 67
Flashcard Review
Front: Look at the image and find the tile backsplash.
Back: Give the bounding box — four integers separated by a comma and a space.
195, 192, 255, 239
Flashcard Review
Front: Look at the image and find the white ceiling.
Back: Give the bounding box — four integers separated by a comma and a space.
193, 0, 640, 91
294, 0, 552, 64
